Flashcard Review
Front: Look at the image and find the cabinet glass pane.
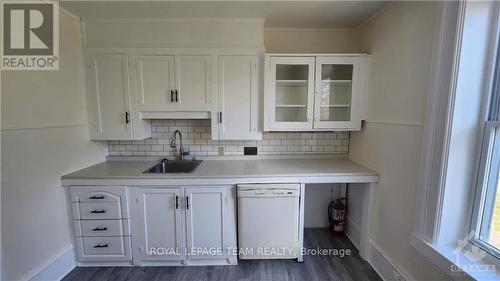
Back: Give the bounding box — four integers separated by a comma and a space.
275, 64, 309, 122
319, 64, 353, 122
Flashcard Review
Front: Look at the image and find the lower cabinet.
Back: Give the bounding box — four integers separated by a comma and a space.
130, 188, 184, 263
129, 186, 237, 265
185, 187, 233, 261
70, 186, 132, 264
70, 185, 237, 266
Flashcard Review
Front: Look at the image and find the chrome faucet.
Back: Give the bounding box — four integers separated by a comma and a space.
170, 130, 190, 160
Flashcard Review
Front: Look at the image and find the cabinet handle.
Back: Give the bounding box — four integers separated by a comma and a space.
175, 196, 179, 209
170, 90, 174, 103
125, 112, 130, 124
90, 210, 106, 214
218, 112, 222, 124
89, 195, 104, 200
186, 196, 189, 210
92, 227, 108, 231
93, 243, 108, 248
175, 90, 179, 102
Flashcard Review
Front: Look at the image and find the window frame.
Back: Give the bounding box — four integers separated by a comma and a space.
471, 120, 500, 260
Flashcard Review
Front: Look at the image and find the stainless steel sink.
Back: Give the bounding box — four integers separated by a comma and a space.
144, 160, 202, 174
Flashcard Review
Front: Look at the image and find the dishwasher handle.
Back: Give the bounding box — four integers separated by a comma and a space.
238, 189, 299, 198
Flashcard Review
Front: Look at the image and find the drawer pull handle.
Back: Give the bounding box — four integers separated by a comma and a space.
175, 196, 179, 209
93, 243, 108, 248
90, 210, 106, 214
92, 227, 108, 231
89, 195, 104, 200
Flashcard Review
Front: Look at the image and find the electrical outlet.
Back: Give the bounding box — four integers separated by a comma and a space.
244, 147, 257, 155
218, 147, 224, 156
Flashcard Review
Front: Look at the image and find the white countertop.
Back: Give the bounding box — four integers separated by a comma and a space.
61, 158, 378, 186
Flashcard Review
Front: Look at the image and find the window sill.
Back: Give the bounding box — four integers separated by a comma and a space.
411, 233, 499, 280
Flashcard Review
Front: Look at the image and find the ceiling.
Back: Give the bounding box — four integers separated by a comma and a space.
60, 1, 388, 29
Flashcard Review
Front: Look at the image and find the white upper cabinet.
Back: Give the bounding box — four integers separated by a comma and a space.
265, 57, 315, 131
134, 54, 211, 112
135, 55, 176, 109
217, 55, 261, 140
85, 53, 151, 140
86, 54, 133, 140
175, 56, 212, 111
264, 54, 369, 131
314, 57, 360, 129
85, 48, 263, 140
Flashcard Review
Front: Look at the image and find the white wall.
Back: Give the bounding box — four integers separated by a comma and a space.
350, 2, 448, 280
83, 20, 358, 53
83, 19, 264, 47
264, 28, 358, 53
1, 12, 105, 281
304, 184, 342, 228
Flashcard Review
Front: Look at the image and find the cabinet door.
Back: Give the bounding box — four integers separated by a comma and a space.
266, 57, 315, 130
175, 56, 211, 110
135, 55, 176, 109
313, 57, 360, 129
185, 187, 229, 260
131, 188, 183, 262
218, 55, 261, 140
87, 54, 133, 140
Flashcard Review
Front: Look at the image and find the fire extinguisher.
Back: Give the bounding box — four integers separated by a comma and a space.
328, 197, 346, 235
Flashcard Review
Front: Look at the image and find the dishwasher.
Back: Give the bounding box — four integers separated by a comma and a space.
237, 183, 301, 260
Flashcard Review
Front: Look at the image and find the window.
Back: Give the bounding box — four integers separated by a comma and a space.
472, 47, 500, 260
412, 1, 500, 279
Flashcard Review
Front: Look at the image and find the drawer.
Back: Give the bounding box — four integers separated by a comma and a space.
76, 236, 131, 262
74, 219, 130, 237
73, 202, 123, 220
70, 186, 127, 204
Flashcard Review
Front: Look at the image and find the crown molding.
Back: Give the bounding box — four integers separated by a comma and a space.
356, 1, 396, 31
59, 6, 81, 21
264, 27, 355, 32
82, 17, 265, 25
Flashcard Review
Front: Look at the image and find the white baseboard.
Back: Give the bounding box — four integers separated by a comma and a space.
19, 246, 75, 281
368, 240, 414, 281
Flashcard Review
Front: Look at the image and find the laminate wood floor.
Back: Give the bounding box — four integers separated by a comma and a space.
63, 228, 381, 281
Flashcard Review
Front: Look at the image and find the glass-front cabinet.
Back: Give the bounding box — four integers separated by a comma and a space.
264, 55, 366, 131
268, 57, 315, 130
314, 57, 359, 129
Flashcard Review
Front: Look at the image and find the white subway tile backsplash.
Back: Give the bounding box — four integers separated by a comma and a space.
269, 139, 281, 145
151, 145, 163, 151
108, 119, 349, 157
312, 146, 324, 152
275, 145, 288, 152
312, 133, 325, 140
